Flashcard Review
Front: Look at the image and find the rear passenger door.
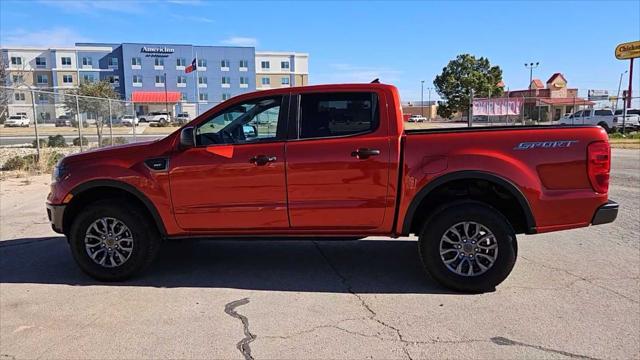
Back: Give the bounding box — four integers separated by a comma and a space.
285, 91, 391, 230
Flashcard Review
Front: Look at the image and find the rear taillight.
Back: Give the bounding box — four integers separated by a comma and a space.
587, 141, 611, 193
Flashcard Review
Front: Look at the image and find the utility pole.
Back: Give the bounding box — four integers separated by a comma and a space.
627, 58, 634, 108
420, 80, 425, 117
164, 72, 169, 118
427, 87, 432, 121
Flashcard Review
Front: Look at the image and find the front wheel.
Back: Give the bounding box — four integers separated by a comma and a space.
68, 200, 161, 281
418, 201, 517, 293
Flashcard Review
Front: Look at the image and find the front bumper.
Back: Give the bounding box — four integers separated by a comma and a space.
46, 203, 66, 234
591, 200, 619, 225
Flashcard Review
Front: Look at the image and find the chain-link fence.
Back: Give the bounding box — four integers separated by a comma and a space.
0, 86, 224, 162
465, 89, 640, 131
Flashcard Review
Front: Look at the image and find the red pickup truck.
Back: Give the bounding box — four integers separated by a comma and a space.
46, 83, 618, 292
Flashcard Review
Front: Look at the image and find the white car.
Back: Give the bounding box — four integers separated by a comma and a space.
4, 115, 31, 127
613, 109, 640, 130
120, 115, 139, 126
407, 115, 427, 123
139, 111, 172, 125
558, 109, 615, 132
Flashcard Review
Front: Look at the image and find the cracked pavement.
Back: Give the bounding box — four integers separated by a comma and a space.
1, 149, 638, 359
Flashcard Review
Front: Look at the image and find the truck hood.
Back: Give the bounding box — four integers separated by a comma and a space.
61, 138, 170, 166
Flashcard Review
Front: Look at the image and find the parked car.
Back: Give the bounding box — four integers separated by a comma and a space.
139, 111, 172, 126
175, 113, 191, 125
4, 115, 31, 127
407, 114, 427, 122
55, 115, 72, 127
613, 109, 640, 130
120, 115, 139, 127
558, 109, 615, 132
46, 82, 617, 293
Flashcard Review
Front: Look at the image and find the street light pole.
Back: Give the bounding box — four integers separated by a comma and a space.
524, 62, 540, 120
427, 87, 432, 120
615, 70, 628, 113
421, 80, 425, 117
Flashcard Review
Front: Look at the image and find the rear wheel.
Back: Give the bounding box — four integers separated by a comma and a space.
418, 201, 517, 293
598, 122, 611, 133
69, 200, 160, 281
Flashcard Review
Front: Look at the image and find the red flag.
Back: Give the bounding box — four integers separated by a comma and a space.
185, 58, 197, 73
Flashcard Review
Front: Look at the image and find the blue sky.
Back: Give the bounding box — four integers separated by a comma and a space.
1, 0, 638, 101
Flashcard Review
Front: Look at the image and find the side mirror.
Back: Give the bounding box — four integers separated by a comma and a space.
243, 124, 258, 138
180, 126, 195, 149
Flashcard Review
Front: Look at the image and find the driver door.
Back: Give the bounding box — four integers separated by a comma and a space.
168, 95, 290, 231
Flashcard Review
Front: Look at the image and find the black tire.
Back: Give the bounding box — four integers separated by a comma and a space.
68, 200, 161, 281
418, 201, 517, 293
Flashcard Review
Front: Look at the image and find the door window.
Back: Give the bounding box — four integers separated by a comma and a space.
196, 96, 283, 146
298, 92, 379, 139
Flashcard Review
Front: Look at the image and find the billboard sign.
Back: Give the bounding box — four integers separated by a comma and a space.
588, 90, 609, 100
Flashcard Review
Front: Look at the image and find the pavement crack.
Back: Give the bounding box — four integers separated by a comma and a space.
312, 241, 413, 360
520, 256, 639, 304
491, 336, 601, 360
224, 298, 256, 360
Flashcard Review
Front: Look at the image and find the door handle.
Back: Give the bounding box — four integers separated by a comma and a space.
249, 155, 277, 166
351, 148, 381, 159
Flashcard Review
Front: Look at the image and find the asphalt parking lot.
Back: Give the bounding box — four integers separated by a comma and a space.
1, 149, 638, 360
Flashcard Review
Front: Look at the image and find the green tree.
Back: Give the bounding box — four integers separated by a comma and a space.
434, 54, 503, 120
63, 80, 122, 145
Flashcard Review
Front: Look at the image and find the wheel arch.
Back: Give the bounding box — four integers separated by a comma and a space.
63, 179, 167, 237
401, 171, 536, 235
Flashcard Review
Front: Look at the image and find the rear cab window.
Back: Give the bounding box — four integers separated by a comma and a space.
298, 92, 379, 139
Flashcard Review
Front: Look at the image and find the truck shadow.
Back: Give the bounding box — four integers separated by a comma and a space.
0, 236, 456, 294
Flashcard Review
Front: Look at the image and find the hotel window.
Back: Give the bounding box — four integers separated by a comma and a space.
281, 61, 290, 69
240, 77, 249, 85
177, 76, 187, 84
61, 57, 72, 66
63, 75, 73, 84
181, 92, 188, 101
154, 58, 164, 66
82, 74, 95, 83
36, 74, 49, 84
239, 60, 249, 68
108, 57, 118, 67
198, 76, 207, 84
199, 93, 208, 101
155, 75, 165, 84
39, 112, 51, 121
131, 57, 141, 66
35, 57, 47, 67
177, 58, 186, 67
133, 75, 142, 84
10, 57, 22, 65
109, 75, 120, 84
261, 61, 270, 69
82, 57, 93, 66
221, 77, 230, 84
261, 77, 270, 85
12, 75, 24, 83
281, 77, 290, 85
221, 59, 230, 68
38, 93, 49, 102
14, 93, 25, 101
222, 93, 231, 101
197, 59, 207, 68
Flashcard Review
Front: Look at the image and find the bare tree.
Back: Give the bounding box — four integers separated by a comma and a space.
62, 80, 120, 145
0, 58, 10, 123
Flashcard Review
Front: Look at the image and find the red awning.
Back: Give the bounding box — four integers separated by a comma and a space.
538, 98, 594, 106
132, 91, 181, 103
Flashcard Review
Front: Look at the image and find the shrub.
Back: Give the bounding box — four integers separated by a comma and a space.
101, 137, 127, 146
47, 135, 67, 147
32, 139, 47, 149
2, 155, 28, 171
73, 136, 89, 146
